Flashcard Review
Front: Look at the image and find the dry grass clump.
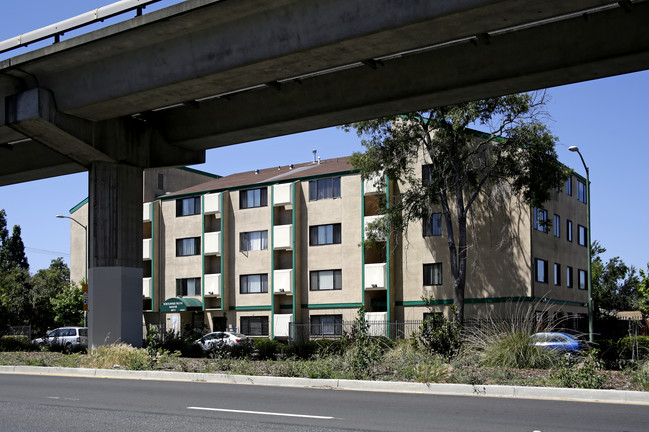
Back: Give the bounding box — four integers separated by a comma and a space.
83, 343, 150, 370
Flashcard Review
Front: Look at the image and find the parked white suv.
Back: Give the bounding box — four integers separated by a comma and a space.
33, 327, 88, 350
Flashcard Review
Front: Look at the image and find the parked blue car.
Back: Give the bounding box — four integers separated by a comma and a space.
531, 332, 584, 353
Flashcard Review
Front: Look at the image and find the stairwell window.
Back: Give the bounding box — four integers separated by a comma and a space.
240, 274, 268, 294
176, 237, 200, 256
240, 230, 268, 251
176, 278, 201, 296
176, 197, 201, 216
309, 223, 341, 246
423, 263, 443, 286
309, 177, 341, 201
240, 187, 267, 209
310, 270, 342, 291
423, 213, 443, 236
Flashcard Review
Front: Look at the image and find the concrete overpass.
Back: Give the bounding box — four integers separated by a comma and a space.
1, 0, 648, 347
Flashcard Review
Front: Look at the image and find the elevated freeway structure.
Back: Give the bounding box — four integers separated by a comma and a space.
1, 0, 648, 347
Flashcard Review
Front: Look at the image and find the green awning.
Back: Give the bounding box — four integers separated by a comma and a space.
160, 297, 203, 312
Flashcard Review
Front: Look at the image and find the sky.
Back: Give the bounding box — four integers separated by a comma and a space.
0, 1, 648, 274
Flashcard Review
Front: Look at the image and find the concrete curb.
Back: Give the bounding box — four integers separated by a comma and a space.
1, 365, 648, 404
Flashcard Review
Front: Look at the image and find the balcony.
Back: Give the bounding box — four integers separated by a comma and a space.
365, 263, 387, 290
274, 313, 292, 338
142, 277, 151, 298
143, 238, 152, 260
204, 273, 221, 297
143, 202, 152, 222
273, 183, 292, 206
204, 192, 221, 214
365, 311, 388, 337
273, 224, 292, 250
204, 231, 221, 255
274, 269, 293, 294
363, 215, 385, 241
363, 174, 383, 195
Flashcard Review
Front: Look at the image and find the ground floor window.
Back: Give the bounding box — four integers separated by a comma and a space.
310, 315, 343, 336
240, 316, 269, 336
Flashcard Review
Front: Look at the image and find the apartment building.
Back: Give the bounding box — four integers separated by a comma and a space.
68, 154, 588, 339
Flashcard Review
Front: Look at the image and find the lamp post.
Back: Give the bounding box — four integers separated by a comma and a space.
56, 215, 88, 326
568, 146, 593, 343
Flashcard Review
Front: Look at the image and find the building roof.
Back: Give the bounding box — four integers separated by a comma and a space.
163, 156, 354, 199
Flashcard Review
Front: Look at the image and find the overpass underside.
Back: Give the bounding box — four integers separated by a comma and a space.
1, 0, 648, 346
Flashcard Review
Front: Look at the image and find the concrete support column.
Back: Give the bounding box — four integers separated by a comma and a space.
88, 162, 143, 348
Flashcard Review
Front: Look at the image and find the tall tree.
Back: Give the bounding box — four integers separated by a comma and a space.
345, 93, 568, 324
31, 258, 72, 334
0, 209, 29, 272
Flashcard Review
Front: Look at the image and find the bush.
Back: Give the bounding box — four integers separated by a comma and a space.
630, 360, 649, 391
84, 344, 151, 370
253, 338, 285, 360
0, 335, 38, 352
479, 331, 559, 369
413, 309, 462, 361
597, 336, 649, 369
555, 349, 606, 389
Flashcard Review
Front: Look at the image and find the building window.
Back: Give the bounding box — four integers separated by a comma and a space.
240, 274, 268, 294
176, 197, 201, 216
534, 208, 548, 232
553, 214, 560, 238
578, 225, 587, 246
423, 213, 443, 236
240, 230, 268, 251
578, 269, 587, 290
554, 263, 561, 286
176, 278, 201, 296
309, 177, 341, 201
240, 187, 267, 209
577, 180, 587, 203
566, 266, 573, 288
567, 220, 573, 242
310, 270, 342, 291
240, 316, 269, 336
309, 223, 341, 246
566, 175, 572, 196
535, 258, 548, 283
310, 315, 343, 336
423, 263, 443, 286
422, 164, 433, 184
158, 173, 164, 190
176, 237, 200, 256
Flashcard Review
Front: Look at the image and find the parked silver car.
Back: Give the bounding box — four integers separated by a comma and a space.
195, 331, 248, 350
33, 327, 88, 350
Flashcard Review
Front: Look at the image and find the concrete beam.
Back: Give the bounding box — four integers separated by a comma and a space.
153, 2, 649, 149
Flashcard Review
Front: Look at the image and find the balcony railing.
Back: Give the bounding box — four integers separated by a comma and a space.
204, 192, 221, 215
143, 202, 152, 222
273, 224, 292, 250
143, 238, 152, 260
273, 183, 293, 206
363, 174, 383, 195
142, 277, 152, 298
204, 231, 221, 255
365, 263, 387, 290
274, 269, 293, 294
363, 215, 385, 241
204, 273, 221, 296
274, 313, 292, 338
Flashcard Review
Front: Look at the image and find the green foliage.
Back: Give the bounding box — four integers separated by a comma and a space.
555, 349, 606, 389
637, 263, 649, 319
630, 360, 649, 391
0, 335, 37, 352
0, 210, 29, 272
253, 338, 285, 360
413, 304, 462, 361
598, 336, 649, 369
346, 305, 385, 379
50, 284, 84, 328
344, 93, 568, 323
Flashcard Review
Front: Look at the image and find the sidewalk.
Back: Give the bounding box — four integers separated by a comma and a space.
1, 365, 648, 405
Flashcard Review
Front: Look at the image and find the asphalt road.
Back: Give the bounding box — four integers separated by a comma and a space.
0, 374, 647, 432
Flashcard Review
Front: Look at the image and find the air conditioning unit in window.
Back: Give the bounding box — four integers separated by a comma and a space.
279, 288, 285, 292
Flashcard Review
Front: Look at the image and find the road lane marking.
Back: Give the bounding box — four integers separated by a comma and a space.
187, 406, 335, 419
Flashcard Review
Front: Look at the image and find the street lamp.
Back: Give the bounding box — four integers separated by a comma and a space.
568, 146, 593, 343
56, 215, 88, 326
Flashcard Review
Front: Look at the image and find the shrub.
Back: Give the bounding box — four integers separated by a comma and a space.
346, 306, 385, 379
0, 335, 37, 352
630, 360, 649, 391
479, 331, 559, 369
253, 338, 284, 360
597, 336, 649, 370
84, 344, 151, 370
555, 349, 605, 389
413, 307, 462, 361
